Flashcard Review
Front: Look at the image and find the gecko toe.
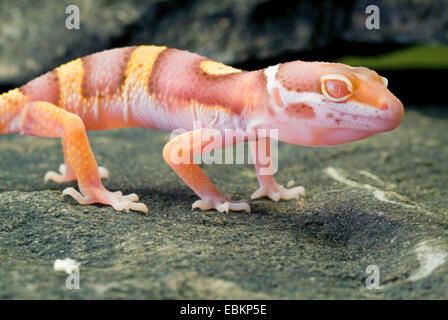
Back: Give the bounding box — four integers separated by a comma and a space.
251, 184, 305, 202
192, 200, 214, 211
63, 187, 147, 213
192, 198, 251, 213
62, 187, 93, 204
44, 164, 76, 183
98, 166, 110, 179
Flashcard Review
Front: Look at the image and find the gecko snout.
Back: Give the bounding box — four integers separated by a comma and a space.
380, 95, 404, 131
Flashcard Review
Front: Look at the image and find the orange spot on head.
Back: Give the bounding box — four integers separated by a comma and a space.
350, 79, 386, 110
286, 102, 315, 119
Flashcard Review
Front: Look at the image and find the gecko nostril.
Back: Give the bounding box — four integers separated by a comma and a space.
382, 100, 404, 123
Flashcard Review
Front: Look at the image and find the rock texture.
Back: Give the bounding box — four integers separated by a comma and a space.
0, 107, 447, 299
1, 0, 447, 85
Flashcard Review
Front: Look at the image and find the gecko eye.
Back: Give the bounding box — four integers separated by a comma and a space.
321, 74, 353, 102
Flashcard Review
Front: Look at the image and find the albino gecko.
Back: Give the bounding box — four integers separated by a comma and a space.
0, 45, 404, 213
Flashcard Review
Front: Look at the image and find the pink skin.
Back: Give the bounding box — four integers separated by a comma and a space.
246, 61, 404, 147
233, 61, 404, 206
0, 47, 404, 213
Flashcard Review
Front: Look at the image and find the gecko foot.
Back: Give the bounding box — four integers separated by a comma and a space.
62, 187, 148, 213
44, 164, 109, 183
251, 183, 305, 202
192, 198, 251, 213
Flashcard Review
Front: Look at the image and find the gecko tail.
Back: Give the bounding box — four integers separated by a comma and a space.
0, 88, 28, 134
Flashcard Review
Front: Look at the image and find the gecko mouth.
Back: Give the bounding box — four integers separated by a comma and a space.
339, 116, 399, 132
320, 106, 401, 133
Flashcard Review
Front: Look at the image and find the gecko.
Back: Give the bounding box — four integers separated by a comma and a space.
0, 45, 404, 214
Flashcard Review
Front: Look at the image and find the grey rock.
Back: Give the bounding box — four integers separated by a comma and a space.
0, 0, 152, 85
1, 0, 446, 86
0, 106, 447, 299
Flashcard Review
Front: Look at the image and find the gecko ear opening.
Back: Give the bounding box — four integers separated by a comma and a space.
321, 74, 353, 102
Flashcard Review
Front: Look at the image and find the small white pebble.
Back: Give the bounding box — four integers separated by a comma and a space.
54, 258, 80, 274
287, 180, 295, 187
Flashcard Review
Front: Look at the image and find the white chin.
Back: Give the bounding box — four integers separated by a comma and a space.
312, 128, 375, 146
278, 127, 376, 146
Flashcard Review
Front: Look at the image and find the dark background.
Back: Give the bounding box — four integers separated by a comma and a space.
0, 0, 447, 104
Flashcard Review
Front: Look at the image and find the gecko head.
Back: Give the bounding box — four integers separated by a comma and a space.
259, 61, 404, 146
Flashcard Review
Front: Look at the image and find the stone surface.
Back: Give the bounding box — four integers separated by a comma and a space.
0, 106, 447, 299
1, 0, 447, 86
0, 0, 151, 86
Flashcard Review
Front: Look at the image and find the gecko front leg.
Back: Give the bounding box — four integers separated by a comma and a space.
163, 128, 250, 213
249, 138, 305, 202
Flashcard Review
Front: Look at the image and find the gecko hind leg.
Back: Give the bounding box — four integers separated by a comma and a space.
20, 101, 148, 213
